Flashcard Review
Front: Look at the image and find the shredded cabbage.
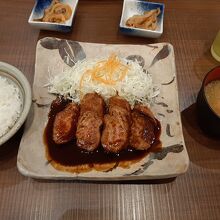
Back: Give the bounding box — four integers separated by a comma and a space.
48, 56, 160, 106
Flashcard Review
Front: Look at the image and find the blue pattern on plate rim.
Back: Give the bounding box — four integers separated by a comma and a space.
34, 0, 53, 16
120, 27, 136, 34
136, 0, 164, 22
41, 23, 72, 32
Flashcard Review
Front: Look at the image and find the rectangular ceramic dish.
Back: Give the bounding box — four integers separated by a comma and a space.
17, 38, 189, 180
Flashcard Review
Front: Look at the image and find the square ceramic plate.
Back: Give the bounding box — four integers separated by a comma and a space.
17, 37, 189, 180
119, 0, 164, 38
28, 0, 79, 32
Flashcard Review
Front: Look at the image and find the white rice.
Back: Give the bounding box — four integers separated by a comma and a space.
0, 76, 22, 138
48, 56, 160, 106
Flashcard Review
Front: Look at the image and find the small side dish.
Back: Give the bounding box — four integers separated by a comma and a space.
126, 8, 160, 31
28, 0, 79, 32
35, 0, 72, 23
119, 0, 164, 38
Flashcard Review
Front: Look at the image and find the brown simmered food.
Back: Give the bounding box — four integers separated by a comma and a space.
80, 93, 105, 118
129, 104, 157, 150
76, 93, 104, 151
126, 8, 160, 31
76, 111, 103, 151
101, 96, 131, 153
45, 94, 162, 173
53, 101, 79, 144
35, 0, 72, 23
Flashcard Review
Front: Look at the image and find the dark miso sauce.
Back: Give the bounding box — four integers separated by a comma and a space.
44, 99, 162, 166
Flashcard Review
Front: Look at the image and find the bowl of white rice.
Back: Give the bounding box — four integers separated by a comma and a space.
0, 62, 32, 146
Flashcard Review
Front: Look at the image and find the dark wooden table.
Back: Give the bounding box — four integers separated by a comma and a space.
0, 0, 220, 219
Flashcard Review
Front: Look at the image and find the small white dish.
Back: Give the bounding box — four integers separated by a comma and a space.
28, 0, 79, 32
0, 62, 32, 146
119, 0, 165, 38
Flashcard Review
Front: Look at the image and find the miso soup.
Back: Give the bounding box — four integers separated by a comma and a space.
205, 80, 220, 117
